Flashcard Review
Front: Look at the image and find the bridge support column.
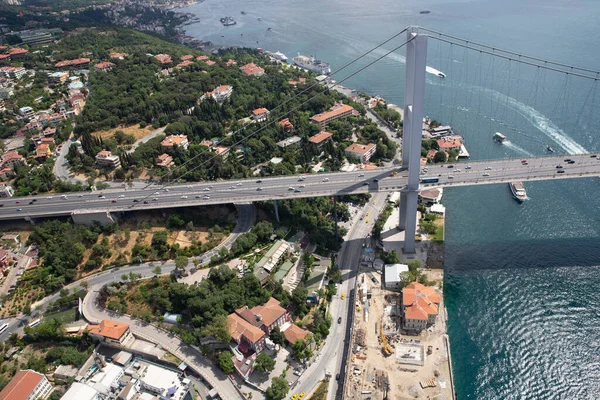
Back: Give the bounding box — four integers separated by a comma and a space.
399, 27, 427, 254
333, 196, 339, 245
274, 199, 280, 222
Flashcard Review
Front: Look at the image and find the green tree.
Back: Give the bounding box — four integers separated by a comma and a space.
385, 250, 400, 264
433, 151, 447, 163
152, 266, 162, 276
218, 351, 235, 374
269, 326, 285, 346
201, 315, 230, 343
175, 255, 189, 270
265, 376, 289, 400
254, 352, 276, 373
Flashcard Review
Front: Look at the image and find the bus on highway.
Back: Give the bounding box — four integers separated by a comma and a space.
420, 177, 440, 184
28, 319, 41, 328
0, 323, 8, 334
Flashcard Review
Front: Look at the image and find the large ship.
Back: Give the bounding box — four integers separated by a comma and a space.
265, 50, 288, 61
509, 181, 527, 202
293, 53, 331, 75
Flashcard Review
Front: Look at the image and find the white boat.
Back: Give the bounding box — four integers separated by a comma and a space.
265, 50, 288, 61
509, 181, 527, 202
493, 132, 506, 143
293, 53, 331, 74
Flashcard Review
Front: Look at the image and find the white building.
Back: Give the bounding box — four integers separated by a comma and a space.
19, 106, 35, 118
88, 363, 124, 395
139, 363, 189, 399
0, 369, 54, 400
0, 183, 14, 198
95, 151, 121, 169
60, 382, 99, 400
384, 263, 409, 291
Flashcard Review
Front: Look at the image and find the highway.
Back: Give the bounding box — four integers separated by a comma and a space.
1, 154, 599, 221
292, 192, 389, 399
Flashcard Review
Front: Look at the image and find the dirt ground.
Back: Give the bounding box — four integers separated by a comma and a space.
346, 269, 453, 400
92, 124, 155, 141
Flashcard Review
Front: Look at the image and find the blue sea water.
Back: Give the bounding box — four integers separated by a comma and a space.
181, 0, 600, 398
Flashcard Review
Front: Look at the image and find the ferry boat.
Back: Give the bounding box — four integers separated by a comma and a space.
509, 181, 527, 202
293, 53, 331, 75
265, 50, 288, 61
220, 17, 236, 26
493, 132, 506, 143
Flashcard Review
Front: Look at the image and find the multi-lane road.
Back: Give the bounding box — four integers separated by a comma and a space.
2, 154, 600, 221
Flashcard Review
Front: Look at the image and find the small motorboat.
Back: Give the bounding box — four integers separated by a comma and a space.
546, 145, 555, 152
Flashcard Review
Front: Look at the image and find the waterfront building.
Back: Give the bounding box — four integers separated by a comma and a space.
0, 369, 54, 400
308, 131, 333, 146
311, 101, 357, 128
401, 282, 441, 332
419, 188, 443, 205
436, 136, 463, 152
161, 135, 189, 151
87, 320, 134, 346
95, 151, 121, 169
345, 143, 377, 163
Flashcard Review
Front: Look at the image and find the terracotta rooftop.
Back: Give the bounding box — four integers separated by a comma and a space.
154, 54, 172, 64
248, 297, 286, 328
252, 108, 269, 116
0, 370, 45, 400
228, 313, 265, 344
161, 135, 188, 147
403, 282, 440, 321
196, 55, 209, 61
180, 54, 194, 61
283, 324, 309, 344
345, 143, 376, 155
55, 58, 90, 68
309, 131, 333, 144
240, 63, 264, 76
87, 320, 129, 340
436, 136, 463, 149
95, 61, 114, 70
311, 103, 355, 123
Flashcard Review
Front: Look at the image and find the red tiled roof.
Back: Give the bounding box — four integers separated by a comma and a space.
240, 63, 264, 76
436, 137, 462, 149
87, 320, 129, 340
228, 313, 265, 344
0, 370, 45, 400
95, 61, 114, 70
309, 131, 333, 144
55, 58, 90, 68
249, 297, 286, 328
196, 55, 209, 61
311, 103, 355, 123
283, 324, 309, 344
346, 143, 376, 155
252, 108, 269, 116
180, 54, 194, 61
154, 54, 172, 64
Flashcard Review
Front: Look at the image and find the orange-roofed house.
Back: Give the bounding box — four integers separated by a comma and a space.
308, 131, 333, 146
175, 60, 194, 69
110, 52, 127, 59
94, 61, 114, 72
196, 55, 209, 61
87, 320, 134, 346
401, 282, 441, 332
54, 58, 90, 68
436, 136, 463, 152
283, 323, 310, 345
180, 54, 194, 61
156, 153, 173, 167
251, 107, 269, 122
0, 369, 54, 400
277, 118, 294, 132
345, 143, 377, 163
154, 54, 172, 64
226, 59, 237, 67
1, 151, 25, 169
8, 47, 28, 58
35, 143, 52, 160
240, 63, 265, 77
161, 134, 189, 151
228, 313, 266, 353
206, 60, 216, 66
310, 101, 357, 128
203, 85, 233, 103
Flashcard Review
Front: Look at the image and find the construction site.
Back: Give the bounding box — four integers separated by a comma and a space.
343, 266, 454, 400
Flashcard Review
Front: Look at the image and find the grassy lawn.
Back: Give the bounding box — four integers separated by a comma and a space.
433, 219, 444, 242
45, 307, 78, 324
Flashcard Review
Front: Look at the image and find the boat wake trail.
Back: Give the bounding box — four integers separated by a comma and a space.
503, 141, 534, 157
483, 88, 588, 155
374, 48, 445, 77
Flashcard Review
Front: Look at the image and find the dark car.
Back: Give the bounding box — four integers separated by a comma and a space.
564, 158, 572, 162
143, 201, 149, 204
256, 179, 262, 183
111, 200, 117, 203
557, 170, 565, 173
373, 179, 379, 182
336, 373, 340, 381
567, 160, 575, 164
362, 182, 369, 186
28, 201, 33, 205
0, 204, 4, 207
447, 165, 454, 168
338, 317, 342, 324
133, 199, 139, 202
591, 154, 598, 158
556, 165, 563, 169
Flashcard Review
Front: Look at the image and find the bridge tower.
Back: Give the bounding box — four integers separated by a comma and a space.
399, 27, 427, 253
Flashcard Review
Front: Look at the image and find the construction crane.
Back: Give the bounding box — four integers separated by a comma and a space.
373, 300, 393, 357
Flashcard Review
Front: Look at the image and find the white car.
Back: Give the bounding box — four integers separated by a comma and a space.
448, 175, 454, 179
46, 196, 53, 199
236, 182, 242, 186
99, 196, 105, 199
465, 165, 472, 169
229, 186, 236, 189
358, 173, 365, 177
78, 194, 84, 198
298, 176, 305, 181
181, 195, 188, 199
154, 192, 160, 195
483, 173, 490, 177
203, 195, 210, 199
485, 167, 492, 170
203, 188, 210, 191
288, 187, 295, 191
257, 187, 263, 191
454, 169, 461, 172
152, 198, 158, 201
187, 185, 193, 188
323, 178, 329, 182
119, 195, 125, 198
299, 185, 305, 188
